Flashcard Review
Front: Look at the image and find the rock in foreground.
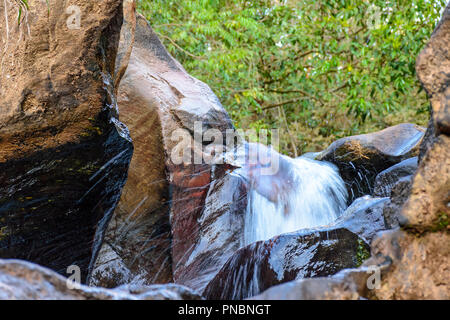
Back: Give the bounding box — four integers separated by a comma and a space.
204, 228, 368, 300
0, 259, 201, 300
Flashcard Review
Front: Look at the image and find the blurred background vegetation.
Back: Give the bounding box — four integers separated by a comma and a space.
139, 0, 446, 156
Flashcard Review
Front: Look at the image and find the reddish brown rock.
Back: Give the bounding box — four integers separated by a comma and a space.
90, 13, 247, 291
400, 135, 450, 231
0, 0, 132, 282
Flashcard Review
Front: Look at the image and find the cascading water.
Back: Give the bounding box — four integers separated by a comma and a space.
230, 143, 348, 246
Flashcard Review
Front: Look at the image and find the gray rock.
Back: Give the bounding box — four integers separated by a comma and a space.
299, 152, 321, 160
249, 267, 374, 300
330, 196, 390, 243
0, 259, 202, 300
373, 157, 418, 197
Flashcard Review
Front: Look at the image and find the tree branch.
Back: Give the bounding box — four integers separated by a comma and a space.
268, 88, 324, 105
261, 97, 309, 111
155, 32, 205, 60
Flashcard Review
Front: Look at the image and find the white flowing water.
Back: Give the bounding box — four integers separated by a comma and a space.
230, 144, 348, 246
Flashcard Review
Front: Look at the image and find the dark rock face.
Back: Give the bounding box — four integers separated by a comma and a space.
382, 176, 413, 228
0, 259, 202, 300
91, 14, 247, 291
330, 196, 389, 243
373, 157, 418, 197
203, 228, 368, 300
0, 1, 132, 283
317, 124, 424, 203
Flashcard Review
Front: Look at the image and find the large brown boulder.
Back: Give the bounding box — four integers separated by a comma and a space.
90, 13, 247, 291
366, 229, 450, 299
89, 2, 172, 288
416, 5, 450, 139
364, 3, 450, 299
0, 259, 201, 300
317, 124, 424, 202
203, 228, 368, 300
400, 135, 449, 230
400, 2, 450, 232
0, 0, 132, 282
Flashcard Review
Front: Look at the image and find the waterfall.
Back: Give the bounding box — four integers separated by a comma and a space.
230, 143, 348, 246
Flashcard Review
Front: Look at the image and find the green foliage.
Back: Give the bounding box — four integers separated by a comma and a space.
16, 0, 29, 25
356, 238, 370, 267
139, 0, 446, 155
434, 213, 449, 231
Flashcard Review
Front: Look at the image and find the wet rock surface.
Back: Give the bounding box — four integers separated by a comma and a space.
0, 259, 202, 300
382, 176, 413, 229
91, 14, 247, 291
0, 0, 132, 282
254, 228, 450, 300
330, 196, 389, 243
0, 1, 448, 301
203, 228, 368, 300
373, 157, 418, 197
90, 5, 172, 288
317, 123, 424, 202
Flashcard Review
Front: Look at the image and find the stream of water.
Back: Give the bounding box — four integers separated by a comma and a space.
230, 143, 348, 245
